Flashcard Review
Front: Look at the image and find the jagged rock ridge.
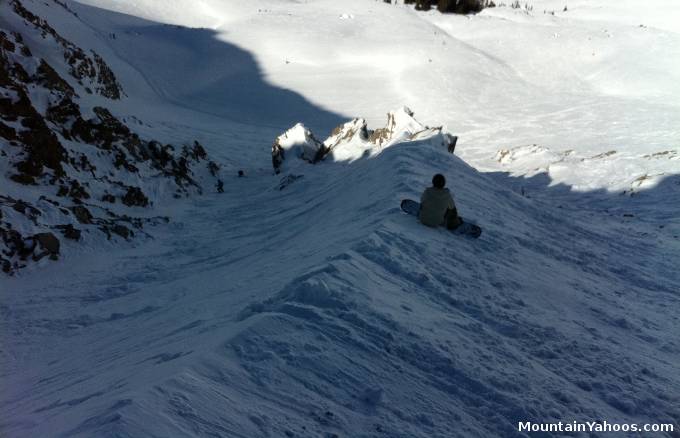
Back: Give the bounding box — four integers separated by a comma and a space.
272, 106, 457, 174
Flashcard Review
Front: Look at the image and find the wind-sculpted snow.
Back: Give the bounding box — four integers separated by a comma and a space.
3, 130, 678, 436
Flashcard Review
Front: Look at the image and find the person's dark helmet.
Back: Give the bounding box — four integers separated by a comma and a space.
432, 173, 446, 188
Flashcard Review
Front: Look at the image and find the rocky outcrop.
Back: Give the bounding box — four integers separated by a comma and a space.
272, 123, 328, 174
325, 118, 370, 150
9, 0, 124, 99
121, 187, 149, 207
0, 1, 221, 274
271, 107, 458, 172
404, 0, 494, 14
34, 232, 59, 259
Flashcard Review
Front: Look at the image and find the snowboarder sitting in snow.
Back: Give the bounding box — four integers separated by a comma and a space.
419, 173, 462, 229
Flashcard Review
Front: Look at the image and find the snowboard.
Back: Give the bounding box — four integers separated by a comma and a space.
401, 199, 482, 238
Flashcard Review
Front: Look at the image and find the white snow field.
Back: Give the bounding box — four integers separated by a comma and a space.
2, 0, 680, 437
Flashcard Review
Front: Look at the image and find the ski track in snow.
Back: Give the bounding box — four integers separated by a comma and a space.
2, 0, 680, 437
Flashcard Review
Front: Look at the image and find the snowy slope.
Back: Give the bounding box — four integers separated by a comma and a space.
2, 1, 680, 437
3, 120, 678, 437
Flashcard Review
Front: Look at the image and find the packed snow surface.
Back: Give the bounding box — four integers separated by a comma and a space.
2, 0, 679, 437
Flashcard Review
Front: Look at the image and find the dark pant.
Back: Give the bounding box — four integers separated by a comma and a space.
445, 208, 462, 230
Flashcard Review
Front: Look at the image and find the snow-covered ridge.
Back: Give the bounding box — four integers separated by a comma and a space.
495, 144, 680, 194
272, 107, 457, 173
0, 0, 221, 274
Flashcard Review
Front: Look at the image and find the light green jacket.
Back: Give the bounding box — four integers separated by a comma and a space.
419, 187, 455, 227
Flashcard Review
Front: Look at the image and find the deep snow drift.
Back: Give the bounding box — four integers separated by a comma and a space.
2, 0, 679, 437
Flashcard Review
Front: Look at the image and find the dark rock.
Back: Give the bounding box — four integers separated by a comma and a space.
406, 0, 489, 14
65, 180, 90, 200
111, 224, 130, 239
92, 51, 123, 99
101, 193, 116, 203
0, 121, 17, 140
2, 82, 68, 180
12, 200, 27, 214
70, 205, 92, 223
190, 140, 207, 160
415, 0, 432, 10
0, 31, 16, 52
114, 151, 138, 172
121, 186, 149, 207
446, 134, 458, 153
10, 173, 36, 185
34, 59, 75, 96
1, 257, 10, 273
208, 160, 219, 176
1, 228, 33, 260
46, 96, 80, 126
272, 139, 285, 173
34, 232, 60, 255
56, 224, 81, 240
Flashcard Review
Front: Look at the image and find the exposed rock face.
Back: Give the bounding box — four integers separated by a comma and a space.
405, 0, 492, 14
0, 195, 63, 269
34, 232, 59, 259
111, 224, 131, 239
271, 108, 459, 172
272, 123, 327, 174
325, 118, 370, 150
55, 224, 81, 240
9, 0, 124, 99
0, 1, 222, 274
122, 187, 149, 207
369, 107, 425, 147
70, 205, 93, 224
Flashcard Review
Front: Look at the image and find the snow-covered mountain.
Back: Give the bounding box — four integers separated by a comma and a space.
2, 0, 679, 437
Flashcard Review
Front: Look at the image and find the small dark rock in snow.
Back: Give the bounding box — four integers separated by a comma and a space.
34, 232, 60, 260
122, 186, 149, 207
35, 232, 59, 253
112, 224, 131, 239
101, 193, 116, 203
56, 224, 81, 240
70, 205, 93, 224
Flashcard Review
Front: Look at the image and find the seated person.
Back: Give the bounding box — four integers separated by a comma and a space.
419, 173, 462, 229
